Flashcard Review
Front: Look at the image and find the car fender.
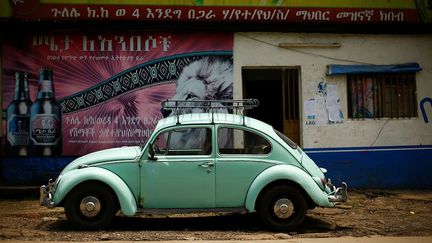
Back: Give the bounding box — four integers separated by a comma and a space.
53, 167, 137, 216
245, 164, 333, 212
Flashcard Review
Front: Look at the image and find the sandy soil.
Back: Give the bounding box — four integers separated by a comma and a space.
0, 189, 431, 241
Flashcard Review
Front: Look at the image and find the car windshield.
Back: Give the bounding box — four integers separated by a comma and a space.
274, 129, 298, 150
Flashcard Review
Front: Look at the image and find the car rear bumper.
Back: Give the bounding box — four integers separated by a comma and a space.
327, 182, 348, 203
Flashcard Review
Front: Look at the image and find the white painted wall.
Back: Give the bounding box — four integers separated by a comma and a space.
233, 32, 432, 148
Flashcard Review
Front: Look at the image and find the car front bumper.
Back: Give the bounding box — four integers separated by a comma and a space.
39, 179, 56, 208
327, 182, 348, 203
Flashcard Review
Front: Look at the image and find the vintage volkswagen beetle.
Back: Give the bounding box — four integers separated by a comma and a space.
40, 99, 347, 231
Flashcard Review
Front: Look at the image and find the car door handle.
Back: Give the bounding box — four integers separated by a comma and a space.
198, 162, 215, 168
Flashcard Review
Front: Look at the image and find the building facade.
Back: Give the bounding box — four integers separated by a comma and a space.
234, 32, 432, 187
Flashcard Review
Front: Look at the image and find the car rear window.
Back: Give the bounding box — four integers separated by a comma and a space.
274, 129, 298, 150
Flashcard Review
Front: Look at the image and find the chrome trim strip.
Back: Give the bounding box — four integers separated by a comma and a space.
136, 207, 247, 215
77, 160, 138, 169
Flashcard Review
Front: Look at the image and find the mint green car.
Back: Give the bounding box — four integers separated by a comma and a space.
40, 103, 347, 231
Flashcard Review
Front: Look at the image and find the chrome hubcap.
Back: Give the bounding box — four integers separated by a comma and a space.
80, 196, 101, 217
273, 198, 294, 219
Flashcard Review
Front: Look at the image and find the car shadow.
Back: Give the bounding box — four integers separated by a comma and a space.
41, 213, 340, 234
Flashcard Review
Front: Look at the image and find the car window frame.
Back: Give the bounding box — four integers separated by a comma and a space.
216, 125, 272, 157
150, 125, 214, 158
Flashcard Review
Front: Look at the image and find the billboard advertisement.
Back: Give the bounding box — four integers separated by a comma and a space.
1, 32, 233, 158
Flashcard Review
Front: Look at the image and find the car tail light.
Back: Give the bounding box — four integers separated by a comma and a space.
321, 178, 326, 188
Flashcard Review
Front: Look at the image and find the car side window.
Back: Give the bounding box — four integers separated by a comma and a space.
218, 127, 271, 155
154, 127, 212, 156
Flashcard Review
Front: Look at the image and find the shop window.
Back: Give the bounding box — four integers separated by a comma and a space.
347, 73, 417, 119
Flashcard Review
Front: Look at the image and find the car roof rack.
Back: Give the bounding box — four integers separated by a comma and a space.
161, 99, 259, 125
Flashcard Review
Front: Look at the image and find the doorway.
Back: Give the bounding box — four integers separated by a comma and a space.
242, 68, 300, 145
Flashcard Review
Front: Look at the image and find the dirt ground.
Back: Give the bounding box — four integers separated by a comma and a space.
0, 189, 432, 241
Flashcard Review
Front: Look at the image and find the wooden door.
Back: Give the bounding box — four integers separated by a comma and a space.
282, 69, 300, 145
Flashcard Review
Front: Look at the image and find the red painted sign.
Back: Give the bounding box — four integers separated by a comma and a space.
8, 4, 422, 23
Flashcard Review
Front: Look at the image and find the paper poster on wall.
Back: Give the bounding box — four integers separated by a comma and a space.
315, 96, 330, 126
304, 81, 343, 126
304, 99, 317, 125
304, 97, 328, 126
326, 83, 344, 123
1, 32, 233, 156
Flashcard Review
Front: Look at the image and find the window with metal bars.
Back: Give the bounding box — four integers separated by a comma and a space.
347, 73, 417, 119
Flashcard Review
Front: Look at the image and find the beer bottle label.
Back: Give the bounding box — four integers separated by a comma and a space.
30, 114, 61, 145
39, 80, 53, 93
7, 114, 30, 146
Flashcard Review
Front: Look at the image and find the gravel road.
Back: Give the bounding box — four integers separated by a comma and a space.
1, 189, 432, 241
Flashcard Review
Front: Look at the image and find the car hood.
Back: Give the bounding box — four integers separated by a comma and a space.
62, 146, 141, 173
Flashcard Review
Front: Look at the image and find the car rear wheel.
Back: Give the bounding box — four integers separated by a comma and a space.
64, 182, 117, 230
258, 184, 307, 231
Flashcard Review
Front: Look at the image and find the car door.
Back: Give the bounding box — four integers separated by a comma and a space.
140, 126, 215, 208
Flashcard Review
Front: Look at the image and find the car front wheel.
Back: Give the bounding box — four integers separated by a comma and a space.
64, 182, 117, 230
258, 184, 307, 231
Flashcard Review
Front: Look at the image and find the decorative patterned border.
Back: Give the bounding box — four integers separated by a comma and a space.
59, 51, 233, 114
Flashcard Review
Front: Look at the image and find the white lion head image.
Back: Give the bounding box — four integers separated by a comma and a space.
162, 56, 233, 148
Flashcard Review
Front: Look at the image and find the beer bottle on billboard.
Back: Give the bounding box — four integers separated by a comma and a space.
6, 72, 32, 156
30, 67, 63, 156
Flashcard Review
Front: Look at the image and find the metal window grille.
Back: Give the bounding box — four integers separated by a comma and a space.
347, 73, 417, 119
